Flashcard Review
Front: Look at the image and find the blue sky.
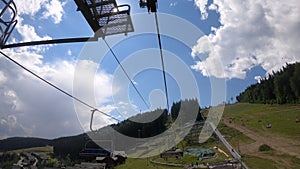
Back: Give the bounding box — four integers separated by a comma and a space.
0, 0, 299, 139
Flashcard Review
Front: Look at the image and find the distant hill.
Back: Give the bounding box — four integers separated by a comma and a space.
0, 137, 51, 152
237, 62, 300, 104
0, 134, 88, 159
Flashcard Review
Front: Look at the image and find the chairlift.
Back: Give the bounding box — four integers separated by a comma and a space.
0, 0, 17, 47
0, 0, 134, 49
80, 140, 111, 158
75, 0, 134, 37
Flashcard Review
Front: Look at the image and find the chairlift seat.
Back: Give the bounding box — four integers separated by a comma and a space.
74, 0, 134, 37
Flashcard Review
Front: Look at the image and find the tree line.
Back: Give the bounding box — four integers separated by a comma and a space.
112, 98, 203, 138
237, 62, 300, 104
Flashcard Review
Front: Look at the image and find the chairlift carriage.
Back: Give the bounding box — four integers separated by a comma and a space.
0, 0, 134, 49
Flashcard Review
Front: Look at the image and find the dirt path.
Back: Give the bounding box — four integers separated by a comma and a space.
222, 119, 300, 158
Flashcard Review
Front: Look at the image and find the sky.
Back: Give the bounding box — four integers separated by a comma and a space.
0, 0, 299, 139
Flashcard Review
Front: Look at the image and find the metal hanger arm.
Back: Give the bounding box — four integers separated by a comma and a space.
1, 36, 98, 49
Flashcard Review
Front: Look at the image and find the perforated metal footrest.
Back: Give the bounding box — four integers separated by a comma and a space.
75, 0, 134, 37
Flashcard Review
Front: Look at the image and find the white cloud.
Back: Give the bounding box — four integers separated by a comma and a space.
194, 0, 209, 19
15, 19, 52, 42
0, 115, 33, 139
254, 76, 262, 83
208, 3, 217, 10
0, 71, 7, 84
0, 48, 117, 139
14, 0, 66, 24
192, 0, 300, 79
14, 0, 48, 16
108, 101, 139, 120
99, 104, 118, 114
42, 0, 67, 24
3, 90, 21, 111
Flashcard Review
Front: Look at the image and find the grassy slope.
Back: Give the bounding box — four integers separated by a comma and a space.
223, 103, 300, 140
0, 146, 53, 156
243, 155, 277, 169
223, 103, 300, 168
115, 158, 182, 169
7, 146, 53, 154
117, 103, 300, 169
